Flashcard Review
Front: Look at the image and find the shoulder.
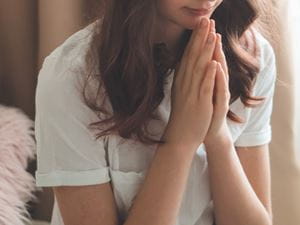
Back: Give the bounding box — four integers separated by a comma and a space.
236, 28, 277, 100
252, 28, 276, 69
241, 28, 276, 68
35, 19, 113, 122
36, 20, 100, 103
46, 20, 98, 61
251, 28, 277, 96
38, 20, 99, 84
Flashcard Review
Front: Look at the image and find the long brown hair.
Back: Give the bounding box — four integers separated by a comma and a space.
82, 0, 278, 146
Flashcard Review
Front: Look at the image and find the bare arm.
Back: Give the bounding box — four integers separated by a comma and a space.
53, 183, 119, 225
203, 18, 273, 225
205, 140, 272, 225
53, 143, 196, 225
54, 17, 218, 225
236, 144, 273, 220
123, 143, 196, 225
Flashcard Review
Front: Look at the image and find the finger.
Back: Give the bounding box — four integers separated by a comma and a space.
178, 18, 208, 74
216, 62, 230, 107
199, 60, 218, 101
214, 33, 229, 83
210, 19, 215, 33
174, 19, 202, 85
217, 34, 228, 76
193, 32, 217, 89
183, 18, 211, 85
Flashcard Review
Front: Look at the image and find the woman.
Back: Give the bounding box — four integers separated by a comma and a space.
35, 0, 276, 224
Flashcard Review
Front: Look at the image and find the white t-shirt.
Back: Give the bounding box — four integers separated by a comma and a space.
35, 20, 277, 225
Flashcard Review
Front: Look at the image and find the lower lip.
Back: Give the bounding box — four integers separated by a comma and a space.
185, 7, 210, 16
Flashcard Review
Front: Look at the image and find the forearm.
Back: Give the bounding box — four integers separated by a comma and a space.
123, 143, 196, 225
205, 140, 272, 225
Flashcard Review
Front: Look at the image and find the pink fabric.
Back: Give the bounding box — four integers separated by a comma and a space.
0, 105, 37, 225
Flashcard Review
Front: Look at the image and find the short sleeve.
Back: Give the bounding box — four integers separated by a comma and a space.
234, 33, 277, 147
35, 56, 111, 187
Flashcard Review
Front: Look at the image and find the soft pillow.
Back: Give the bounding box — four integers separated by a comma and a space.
0, 105, 37, 225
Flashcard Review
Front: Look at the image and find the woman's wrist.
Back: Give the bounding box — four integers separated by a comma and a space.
158, 141, 198, 160
204, 135, 233, 153
160, 129, 202, 156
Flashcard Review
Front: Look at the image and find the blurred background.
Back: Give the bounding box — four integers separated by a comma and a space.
0, 0, 299, 224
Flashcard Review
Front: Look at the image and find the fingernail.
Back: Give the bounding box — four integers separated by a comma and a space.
201, 18, 208, 28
